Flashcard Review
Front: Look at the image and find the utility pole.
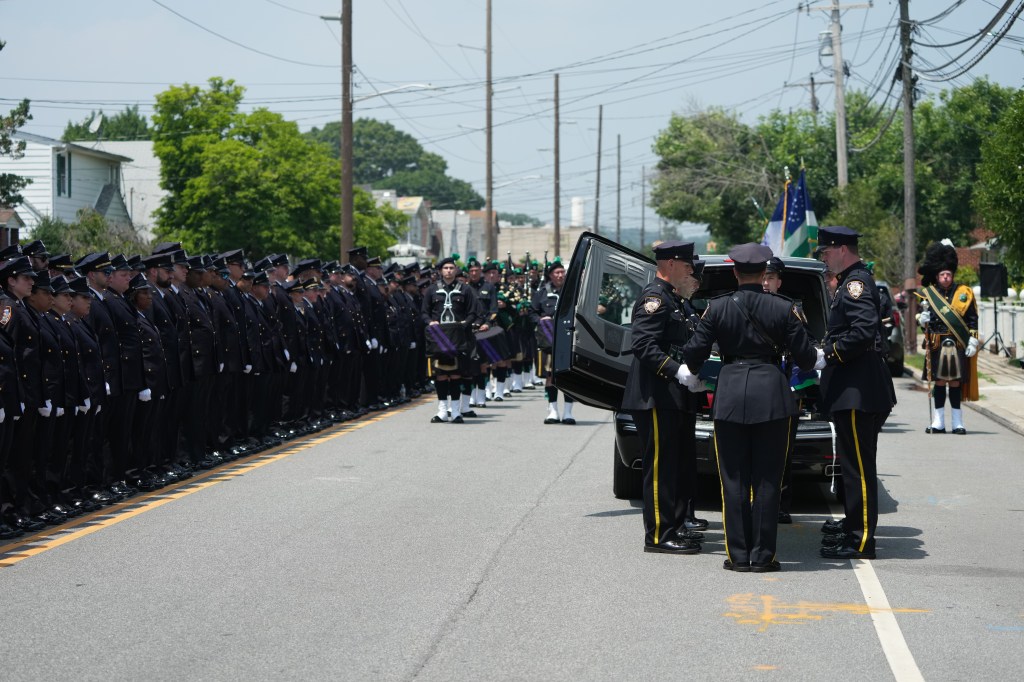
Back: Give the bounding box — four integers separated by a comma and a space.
808, 1, 869, 187
324, 2, 354, 262
485, 0, 495, 259
593, 104, 603, 235
783, 73, 820, 125
553, 73, 560, 258
640, 166, 646, 250
615, 133, 621, 243
900, 0, 918, 352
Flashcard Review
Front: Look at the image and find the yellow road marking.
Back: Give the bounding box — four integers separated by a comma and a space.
0, 400, 427, 568
724, 593, 927, 632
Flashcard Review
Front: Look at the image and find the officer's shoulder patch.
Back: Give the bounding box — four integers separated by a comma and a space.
847, 280, 865, 299
0, 305, 11, 328
642, 296, 662, 314
959, 292, 968, 302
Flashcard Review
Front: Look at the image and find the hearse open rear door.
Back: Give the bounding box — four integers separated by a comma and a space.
552, 232, 655, 410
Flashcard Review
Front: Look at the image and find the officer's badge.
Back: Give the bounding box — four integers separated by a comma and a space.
642, 296, 662, 314
847, 281, 864, 299
0, 305, 10, 327
959, 293, 968, 302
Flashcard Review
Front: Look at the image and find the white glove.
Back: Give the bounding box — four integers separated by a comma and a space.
370, 337, 379, 350
244, 364, 253, 374
284, 348, 291, 361
138, 388, 152, 402
289, 362, 298, 373
965, 337, 979, 358
83, 397, 91, 413
917, 310, 931, 325
0, 407, 5, 424
365, 339, 372, 350
105, 382, 111, 396
38, 399, 52, 418
814, 347, 826, 370
687, 380, 705, 393
674, 364, 699, 389
409, 341, 416, 350
56, 406, 65, 418
218, 363, 225, 373
95, 404, 102, 415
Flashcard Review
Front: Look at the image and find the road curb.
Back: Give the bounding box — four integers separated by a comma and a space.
905, 364, 1024, 438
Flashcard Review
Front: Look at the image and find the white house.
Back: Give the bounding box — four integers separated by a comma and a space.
0, 132, 134, 235
74, 140, 165, 241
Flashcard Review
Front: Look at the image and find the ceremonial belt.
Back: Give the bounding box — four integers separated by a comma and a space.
722, 355, 779, 365
921, 285, 971, 347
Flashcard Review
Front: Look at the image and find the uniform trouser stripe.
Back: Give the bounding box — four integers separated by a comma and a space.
652, 408, 661, 544
713, 429, 729, 562
851, 411, 869, 552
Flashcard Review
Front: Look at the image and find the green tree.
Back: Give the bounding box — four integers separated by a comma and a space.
62, 105, 151, 141
151, 79, 404, 259
974, 88, 1024, 270
0, 39, 32, 207
498, 212, 542, 226
32, 209, 148, 256
821, 181, 904, 285
305, 118, 484, 209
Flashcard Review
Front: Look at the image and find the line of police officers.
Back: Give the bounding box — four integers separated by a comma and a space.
0, 239, 565, 538
624, 228, 895, 568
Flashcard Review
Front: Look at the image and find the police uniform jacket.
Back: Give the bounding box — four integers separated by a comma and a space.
243, 293, 276, 374
47, 311, 86, 410
470, 279, 498, 321
209, 289, 244, 373
34, 307, 68, 409
621, 278, 701, 412
272, 283, 303, 366
528, 282, 562, 323
362, 273, 391, 347
0, 315, 20, 416
104, 292, 145, 394
421, 280, 482, 326
136, 308, 170, 398
326, 286, 356, 355
84, 289, 122, 397
147, 290, 184, 390
819, 261, 895, 414
68, 316, 105, 405
684, 284, 818, 423
179, 285, 218, 379
160, 287, 193, 383
4, 297, 44, 410
302, 299, 326, 367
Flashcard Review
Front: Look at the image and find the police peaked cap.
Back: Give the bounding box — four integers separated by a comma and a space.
283, 279, 305, 293
816, 226, 860, 249
152, 242, 183, 255
22, 239, 50, 258
766, 256, 786, 274
109, 254, 133, 271
75, 252, 112, 273
51, 275, 72, 294
67, 276, 91, 296
0, 243, 22, 260
653, 241, 695, 262
290, 258, 322, 278
728, 243, 774, 273
218, 249, 246, 265
365, 256, 383, 268
0, 256, 34, 281
143, 253, 174, 270
269, 254, 290, 268
48, 254, 74, 271
31, 270, 56, 292
185, 256, 208, 271
347, 246, 368, 259
126, 273, 151, 295
252, 272, 269, 286
126, 254, 145, 271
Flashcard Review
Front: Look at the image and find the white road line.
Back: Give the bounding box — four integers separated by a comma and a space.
831, 507, 925, 682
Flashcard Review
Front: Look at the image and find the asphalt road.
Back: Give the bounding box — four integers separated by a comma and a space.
2, 376, 1022, 681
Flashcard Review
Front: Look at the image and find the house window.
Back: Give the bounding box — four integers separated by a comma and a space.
56, 152, 72, 197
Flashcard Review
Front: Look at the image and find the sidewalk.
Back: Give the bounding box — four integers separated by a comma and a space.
907, 349, 1024, 437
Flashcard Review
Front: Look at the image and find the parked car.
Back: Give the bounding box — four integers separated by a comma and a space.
875, 280, 905, 377
550, 232, 837, 500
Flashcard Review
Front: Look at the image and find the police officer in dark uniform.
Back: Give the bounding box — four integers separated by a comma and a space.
684, 244, 821, 571
621, 241, 704, 555
815, 226, 896, 561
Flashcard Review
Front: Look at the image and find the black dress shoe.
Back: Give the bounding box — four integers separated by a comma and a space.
0, 522, 23, 540
430, 415, 446, 423
450, 415, 465, 424
751, 559, 782, 573
777, 512, 792, 524
723, 559, 750, 572
952, 427, 966, 435
90, 489, 114, 505
644, 539, 701, 555
683, 517, 709, 531
9, 515, 45, 533
821, 544, 875, 560
925, 426, 946, 434
544, 417, 560, 424
462, 410, 478, 418
561, 417, 576, 425
822, 532, 852, 547
678, 529, 705, 542
36, 510, 65, 526
821, 519, 846, 535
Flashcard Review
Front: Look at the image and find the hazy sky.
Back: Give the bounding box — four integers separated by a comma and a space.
3, 0, 1022, 229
